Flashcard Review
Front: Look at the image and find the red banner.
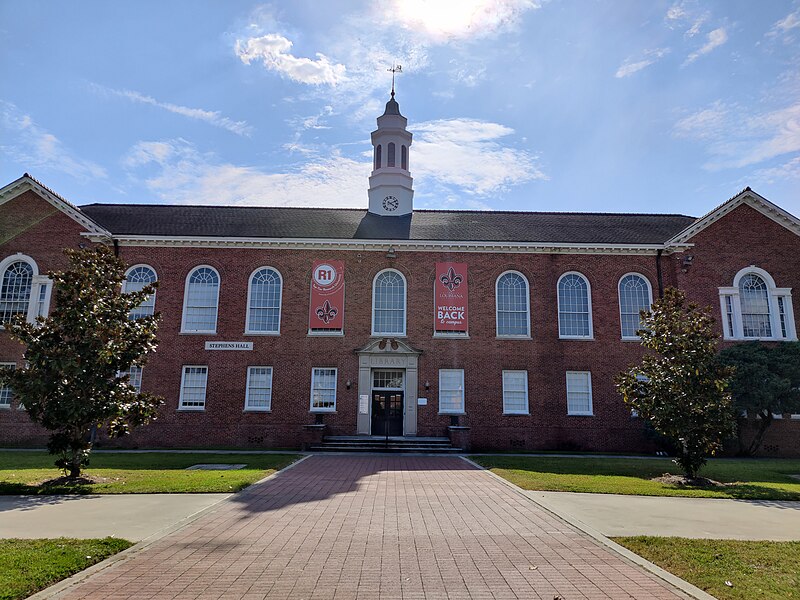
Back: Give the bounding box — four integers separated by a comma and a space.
309, 260, 345, 330
435, 262, 468, 332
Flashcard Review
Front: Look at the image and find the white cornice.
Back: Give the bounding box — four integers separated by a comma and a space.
81, 233, 693, 255
0, 175, 113, 239
666, 188, 800, 245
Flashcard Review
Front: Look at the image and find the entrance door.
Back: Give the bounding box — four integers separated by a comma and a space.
371, 391, 404, 436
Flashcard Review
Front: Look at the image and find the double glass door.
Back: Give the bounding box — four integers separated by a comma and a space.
371, 370, 404, 436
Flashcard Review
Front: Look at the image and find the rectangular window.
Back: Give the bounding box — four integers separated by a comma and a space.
724, 295, 735, 339
439, 369, 465, 414
777, 296, 788, 339
120, 365, 143, 393
310, 368, 337, 412
0, 363, 15, 408
502, 370, 528, 414
245, 366, 273, 411
179, 366, 208, 410
566, 371, 593, 416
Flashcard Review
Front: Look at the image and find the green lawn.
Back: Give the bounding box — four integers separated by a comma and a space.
614, 537, 800, 600
0, 537, 133, 600
472, 456, 800, 500
0, 451, 300, 494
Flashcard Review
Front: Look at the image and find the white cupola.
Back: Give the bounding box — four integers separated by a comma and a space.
367, 91, 414, 216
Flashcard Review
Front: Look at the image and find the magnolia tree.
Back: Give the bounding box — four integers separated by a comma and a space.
0, 246, 163, 478
718, 341, 800, 456
616, 287, 735, 478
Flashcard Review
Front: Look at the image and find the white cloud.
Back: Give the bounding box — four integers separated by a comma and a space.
684, 27, 728, 64
123, 118, 544, 206
0, 101, 107, 181
235, 34, 346, 86
767, 8, 800, 42
386, 0, 539, 43
673, 100, 800, 171
90, 85, 252, 136
413, 118, 547, 195
615, 48, 670, 78
751, 156, 800, 184
666, 2, 686, 21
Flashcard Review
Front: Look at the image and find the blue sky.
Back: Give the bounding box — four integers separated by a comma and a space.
1, 0, 798, 216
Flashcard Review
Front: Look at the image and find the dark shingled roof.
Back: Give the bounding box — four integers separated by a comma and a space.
79, 204, 698, 245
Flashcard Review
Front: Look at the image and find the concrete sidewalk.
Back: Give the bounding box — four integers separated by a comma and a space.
0, 493, 230, 541
527, 490, 800, 540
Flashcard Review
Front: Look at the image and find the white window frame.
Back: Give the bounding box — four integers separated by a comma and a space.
310, 367, 337, 412
557, 272, 594, 340
123, 264, 158, 319
438, 368, 465, 414
618, 273, 653, 340
181, 265, 220, 334
245, 366, 273, 412
495, 270, 531, 338
0, 254, 51, 327
566, 371, 593, 416
119, 365, 143, 394
0, 362, 15, 409
178, 365, 208, 411
718, 266, 797, 341
371, 268, 407, 337
245, 266, 283, 335
502, 370, 529, 415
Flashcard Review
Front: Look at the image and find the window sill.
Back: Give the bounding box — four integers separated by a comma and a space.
723, 336, 798, 342
503, 411, 530, 416
559, 336, 594, 341
244, 408, 271, 413
0, 406, 11, 410
621, 337, 642, 342
177, 407, 205, 412
308, 330, 344, 337
495, 335, 531, 340
180, 331, 217, 336
567, 412, 594, 417
439, 411, 466, 416
310, 409, 337, 414
371, 333, 407, 338
434, 333, 469, 339
244, 331, 280, 336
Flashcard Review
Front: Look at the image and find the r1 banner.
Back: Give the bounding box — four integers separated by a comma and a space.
309, 260, 345, 330
435, 262, 468, 332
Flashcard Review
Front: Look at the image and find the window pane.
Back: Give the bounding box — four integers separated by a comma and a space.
619, 274, 650, 338
496, 272, 529, 336
184, 268, 219, 332
120, 365, 143, 393
248, 268, 282, 333
0, 261, 33, 324
0, 364, 15, 407
559, 274, 590, 337
777, 296, 788, 339
180, 366, 208, 408
566, 371, 592, 415
311, 368, 337, 410
373, 370, 403, 389
246, 367, 273, 410
373, 271, 405, 334
503, 371, 528, 413
126, 266, 157, 319
739, 274, 771, 338
439, 369, 464, 413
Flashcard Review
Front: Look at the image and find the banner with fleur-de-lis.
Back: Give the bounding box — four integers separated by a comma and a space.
435, 262, 468, 333
309, 260, 345, 330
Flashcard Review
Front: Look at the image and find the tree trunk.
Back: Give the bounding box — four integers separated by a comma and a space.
747, 412, 772, 456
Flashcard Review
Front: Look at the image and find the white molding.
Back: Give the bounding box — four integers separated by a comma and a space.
502, 370, 529, 415
0, 175, 112, 238
495, 270, 531, 338
719, 266, 797, 341
371, 268, 407, 336
0, 253, 49, 325
310, 367, 337, 413
244, 365, 273, 412
557, 271, 594, 340
123, 264, 158, 318
180, 265, 220, 334
178, 365, 208, 411
438, 368, 465, 414
618, 272, 653, 340
566, 371, 594, 416
82, 232, 691, 255
666, 189, 800, 245
244, 266, 283, 335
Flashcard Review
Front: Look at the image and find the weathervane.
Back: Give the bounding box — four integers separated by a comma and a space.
388, 63, 402, 97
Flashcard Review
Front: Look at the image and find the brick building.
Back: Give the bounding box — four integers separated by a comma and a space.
1, 95, 799, 454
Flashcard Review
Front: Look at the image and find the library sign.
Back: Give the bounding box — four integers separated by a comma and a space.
435, 262, 468, 332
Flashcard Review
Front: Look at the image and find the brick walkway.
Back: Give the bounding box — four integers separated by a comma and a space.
57, 456, 687, 599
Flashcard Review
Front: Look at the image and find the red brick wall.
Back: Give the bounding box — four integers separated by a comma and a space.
2, 192, 799, 455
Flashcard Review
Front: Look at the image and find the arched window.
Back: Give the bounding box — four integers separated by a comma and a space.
374, 145, 382, 170
558, 272, 593, 338
0, 260, 33, 324
246, 267, 282, 334
124, 265, 157, 319
387, 142, 396, 167
181, 266, 220, 333
618, 274, 652, 339
720, 267, 795, 340
372, 269, 406, 335
401, 145, 408, 170
496, 271, 530, 337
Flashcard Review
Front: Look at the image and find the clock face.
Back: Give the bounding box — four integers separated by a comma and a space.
382, 195, 399, 211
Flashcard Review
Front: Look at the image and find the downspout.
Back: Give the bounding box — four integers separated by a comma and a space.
656, 249, 664, 298
112, 239, 119, 257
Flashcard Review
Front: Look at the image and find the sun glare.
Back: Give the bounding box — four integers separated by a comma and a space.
395, 0, 529, 40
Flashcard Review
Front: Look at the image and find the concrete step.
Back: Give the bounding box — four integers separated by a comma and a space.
309, 445, 463, 453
